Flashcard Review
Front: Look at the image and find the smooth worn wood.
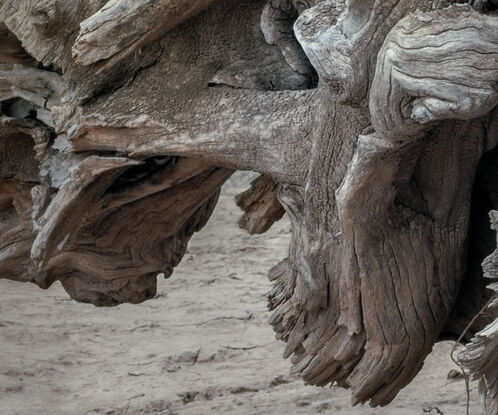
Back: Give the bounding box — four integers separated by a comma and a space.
1, 0, 498, 411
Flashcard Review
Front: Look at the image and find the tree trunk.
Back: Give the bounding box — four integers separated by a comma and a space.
1, 0, 498, 411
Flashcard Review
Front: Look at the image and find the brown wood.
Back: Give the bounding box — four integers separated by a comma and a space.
1, 0, 497, 411
235, 175, 285, 234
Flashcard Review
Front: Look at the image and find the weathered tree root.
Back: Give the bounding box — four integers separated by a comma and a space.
269, 4, 498, 407
1, 0, 498, 411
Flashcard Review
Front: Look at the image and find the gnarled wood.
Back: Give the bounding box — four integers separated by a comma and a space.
1, 0, 498, 411
267, 5, 498, 407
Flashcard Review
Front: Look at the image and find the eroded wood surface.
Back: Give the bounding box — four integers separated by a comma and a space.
1, 0, 498, 411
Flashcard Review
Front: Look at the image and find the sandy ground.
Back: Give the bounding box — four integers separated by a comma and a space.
0, 182, 483, 415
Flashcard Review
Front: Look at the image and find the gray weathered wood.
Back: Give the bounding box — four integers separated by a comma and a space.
73, 0, 216, 72
1, 0, 498, 410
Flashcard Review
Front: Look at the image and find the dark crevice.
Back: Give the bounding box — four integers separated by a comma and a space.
1, 98, 38, 120
126, 46, 163, 88
38, 62, 63, 75
0, 98, 57, 147
207, 82, 243, 89
442, 145, 498, 340
476, 0, 498, 11
106, 156, 181, 194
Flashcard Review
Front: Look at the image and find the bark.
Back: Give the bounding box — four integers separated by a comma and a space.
1, 0, 498, 411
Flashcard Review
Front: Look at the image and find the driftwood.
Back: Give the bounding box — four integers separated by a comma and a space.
1, 0, 498, 411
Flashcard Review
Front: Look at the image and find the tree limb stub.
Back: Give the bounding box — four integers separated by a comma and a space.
60, 89, 314, 185
235, 175, 285, 234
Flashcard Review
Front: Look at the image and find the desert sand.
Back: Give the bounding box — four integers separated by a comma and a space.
0, 178, 482, 415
